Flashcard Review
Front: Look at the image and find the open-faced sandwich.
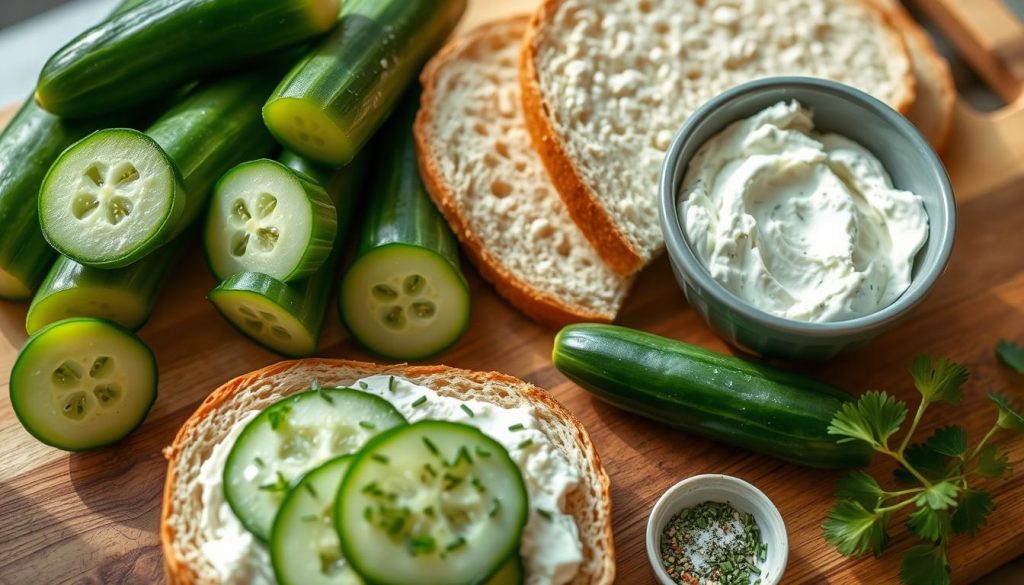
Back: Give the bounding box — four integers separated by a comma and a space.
161, 359, 614, 585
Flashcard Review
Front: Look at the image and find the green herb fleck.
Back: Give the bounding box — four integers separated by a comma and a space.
359, 420, 376, 430
446, 536, 467, 552
460, 404, 474, 417
475, 447, 492, 458
517, 439, 534, 450
371, 453, 390, 464
411, 396, 427, 408
258, 472, 289, 493
660, 501, 763, 585
537, 508, 554, 522
303, 482, 318, 499
388, 376, 397, 392
423, 437, 440, 455
358, 381, 368, 389
508, 423, 526, 432
489, 498, 501, 518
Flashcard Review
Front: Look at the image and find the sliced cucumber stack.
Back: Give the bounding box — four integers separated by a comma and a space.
263, 0, 467, 166
9, 318, 157, 451
340, 94, 469, 360
223, 387, 406, 541
271, 456, 364, 585
205, 158, 337, 282
209, 153, 367, 357
26, 234, 187, 335
39, 72, 278, 268
337, 421, 527, 585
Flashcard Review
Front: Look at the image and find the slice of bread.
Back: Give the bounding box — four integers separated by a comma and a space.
161, 359, 615, 585
415, 17, 633, 327
521, 0, 916, 275
869, 0, 956, 152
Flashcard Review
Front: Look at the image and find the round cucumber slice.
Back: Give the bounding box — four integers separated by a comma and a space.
271, 455, 364, 585
39, 129, 185, 268
340, 244, 470, 360
224, 387, 407, 542
337, 421, 527, 585
208, 273, 319, 358
8, 318, 157, 451
263, 98, 353, 167
205, 159, 337, 282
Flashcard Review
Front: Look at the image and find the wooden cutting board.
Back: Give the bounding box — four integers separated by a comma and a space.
2, 0, 1023, 583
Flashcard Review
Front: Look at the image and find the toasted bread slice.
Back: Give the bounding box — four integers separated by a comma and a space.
161, 359, 615, 584
521, 0, 916, 275
869, 0, 956, 152
415, 17, 633, 327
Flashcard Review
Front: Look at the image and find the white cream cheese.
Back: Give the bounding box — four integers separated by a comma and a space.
679, 101, 929, 322
196, 376, 583, 585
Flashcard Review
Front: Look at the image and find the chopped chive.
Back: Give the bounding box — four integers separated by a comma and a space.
411, 395, 427, 408
359, 420, 376, 430
406, 535, 436, 555
446, 536, 467, 551
423, 437, 440, 455
423, 506, 435, 517
388, 376, 396, 392
508, 423, 526, 432
371, 453, 390, 464
268, 404, 292, 431
517, 439, 534, 450
443, 473, 463, 490
489, 498, 501, 518
358, 381, 368, 389
364, 506, 373, 521
471, 477, 486, 493
303, 482, 319, 498
475, 447, 492, 458
258, 471, 289, 493
423, 463, 438, 478
253, 456, 265, 468
460, 404, 474, 417
453, 446, 473, 466
537, 508, 554, 522
301, 513, 318, 522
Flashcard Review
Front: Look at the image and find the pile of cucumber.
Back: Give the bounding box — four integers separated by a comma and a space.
4, 0, 471, 451
222, 384, 526, 585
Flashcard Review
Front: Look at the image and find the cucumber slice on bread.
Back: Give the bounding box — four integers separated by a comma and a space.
223, 387, 406, 541
9, 318, 157, 451
336, 421, 527, 585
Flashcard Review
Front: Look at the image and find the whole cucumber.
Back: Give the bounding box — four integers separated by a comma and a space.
552, 324, 873, 469
35, 0, 340, 118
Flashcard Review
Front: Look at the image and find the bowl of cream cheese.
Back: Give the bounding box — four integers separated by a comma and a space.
660, 77, 955, 360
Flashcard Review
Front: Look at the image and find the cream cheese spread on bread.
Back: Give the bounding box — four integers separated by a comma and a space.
680, 101, 928, 322
196, 376, 583, 585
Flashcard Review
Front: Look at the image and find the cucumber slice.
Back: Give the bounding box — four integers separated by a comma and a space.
209, 272, 325, 357
341, 244, 470, 360
340, 93, 469, 360
271, 456, 364, 585
8, 318, 157, 451
205, 158, 337, 282
26, 234, 187, 335
224, 387, 406, 541
39, 129, 186, 268
263, 0, 467, 166
336, 421, 527, 585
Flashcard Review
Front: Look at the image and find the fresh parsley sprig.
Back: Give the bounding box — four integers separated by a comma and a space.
822, 357, 1024, 585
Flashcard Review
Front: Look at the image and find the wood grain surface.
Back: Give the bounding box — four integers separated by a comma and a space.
2, 1, 1024, 584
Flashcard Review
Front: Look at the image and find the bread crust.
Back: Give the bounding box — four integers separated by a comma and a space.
519, 2, 645, 277
519, 0, 916, 277
161, 359, 615, 585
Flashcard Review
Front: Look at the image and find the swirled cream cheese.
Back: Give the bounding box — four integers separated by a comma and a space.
197, 376, 583, 585
679, 101, 929, 322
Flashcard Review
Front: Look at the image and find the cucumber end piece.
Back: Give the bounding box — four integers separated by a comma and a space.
264, 98, 355, 167
0, 268, 34, 301
26, 287, 148, 336
39, 129, 184, 268
209, 287, 317, 357
9, 318, 157, 451
341, 245, 470, 361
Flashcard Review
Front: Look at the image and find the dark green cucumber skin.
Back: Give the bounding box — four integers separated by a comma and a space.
149, 73, 279, 230
552, 324, 873, 469
209, 154, 368, 357
35, 0, 337, 118
265, 0, 467, 166
354, 93, 462, 269
0, 0, 149, 300
27, 234, 189, 333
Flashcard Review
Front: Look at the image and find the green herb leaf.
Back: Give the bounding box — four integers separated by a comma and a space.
835, 471, 886, 508
951, 489, 994, 537
913, 481, 959, 511
975, 443, 1010, 478
988, 390, 1024, 432
925, 425, 968, 458
267, 403, 292, 431
910, 356, 967, 405
828, 391, 907, 449
906, 506, 949, 542
997, 340, 1024, 373
895, 444, 952, 485
822, 499, 891, 557
900, 544, 950, 585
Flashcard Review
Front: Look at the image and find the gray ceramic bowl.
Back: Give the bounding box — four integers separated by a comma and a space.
659, 77, 955, 361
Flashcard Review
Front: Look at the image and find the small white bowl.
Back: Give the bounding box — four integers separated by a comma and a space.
646, 475, 789, 585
